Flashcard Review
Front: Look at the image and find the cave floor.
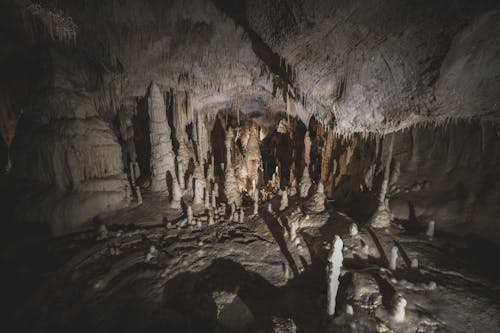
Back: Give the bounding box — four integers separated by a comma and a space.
2, 192, 500, 332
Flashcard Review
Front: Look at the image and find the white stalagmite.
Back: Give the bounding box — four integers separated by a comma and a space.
224, 128, 242, 206
253, 187, 259, 215
426, 220, 435, 239
305, 182, 326, 212
185, 174, 194, 197
272, 166, 281, 190
148, 82, 175, 193
207, 155, 215, 184
136, 186, 143, 205
268, 203, 273, 213
327, 235, 344, 316
230, 202, 236, 217
392, 295, 407, 323
279, 189, 288, 211
390, 246, 399, 270
304, 131, 311, 167
208, 210, 215, 225
245, 127, 262, 194
239, 209, 245, 223
411, 258, 419, 269
133, 161, 141, 179
204, 188, 210, 209
177, 161, 185, 190
193, 178, 204, 204
170, 176, 182, 209
370, 134, 395, 228
299, 166, 312, 198
187, 205, 193, 225
211, 190, 217, 208
349, 223, 359, 237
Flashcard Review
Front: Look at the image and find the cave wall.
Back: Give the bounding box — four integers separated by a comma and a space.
389, 121, 500, 244
10, 46, 130, 235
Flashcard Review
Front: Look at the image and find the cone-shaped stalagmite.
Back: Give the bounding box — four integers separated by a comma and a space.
245, 127, 262, 195
170, 176, 182, 209
370, 134, 395, 228
148, 82, 175, 193
305, 182, 326, 212
299, 166, 312, 198
224, 128, 242, 206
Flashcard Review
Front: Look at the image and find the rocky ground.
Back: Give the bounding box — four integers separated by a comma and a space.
1, 190, 500, 332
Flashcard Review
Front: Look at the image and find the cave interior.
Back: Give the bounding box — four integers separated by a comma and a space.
1, 0, 500, 332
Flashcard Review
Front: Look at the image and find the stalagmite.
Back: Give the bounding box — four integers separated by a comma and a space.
187, 205, 193, 225
349, 223, 359, 237
193, 178, 204, 205
426, 220, 435, 239
411, 258, 419, 269
253, 188, 259, 215
392, 295, 407, 323
230, 202, 236, 217
279, 189, 288, 211
299, 166, 312, 198
145, 245, 158, 262
211, 190, 217, 208
239, 209, 245, 223
133, 161, 141, 179
327, 235, 344, 316
204, 188, 210, 209
129, 162, 136, 187
370, 134, 395, 228
148, 82, 175, 193
304, 131, 311, 167
207, 156, 215, 184
97, 224, 108, 240
136, 186, 143, 205
305, 182, 326, 212
268, 203, 273, 213
186, 175, 194, 197
224, 128, 242, 206
177, 161, 185, 190
208, 210, 215, 225
390, 246, 398, 270
245, 127, 262, 192
170, 177, 182, 209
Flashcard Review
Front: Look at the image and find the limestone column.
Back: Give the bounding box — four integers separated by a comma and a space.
148, 82, 175, 193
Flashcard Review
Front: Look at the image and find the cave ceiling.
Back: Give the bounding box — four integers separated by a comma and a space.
1, 0, 499, 135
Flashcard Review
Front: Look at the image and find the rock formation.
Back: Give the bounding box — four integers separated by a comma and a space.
279, 189, 288, 211
224, 128, 242, 206
148, 82, 175, 193
327, 235, 343, 316
370, 134, 395, 228
299, 167, 312, 198
305, 182, 326, 212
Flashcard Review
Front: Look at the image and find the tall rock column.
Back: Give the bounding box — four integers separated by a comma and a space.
224, 128, 242, 206
148, 82, 175, 193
